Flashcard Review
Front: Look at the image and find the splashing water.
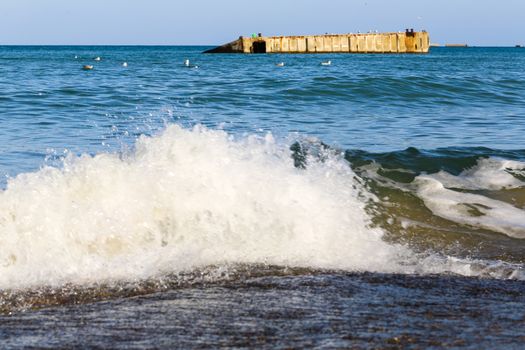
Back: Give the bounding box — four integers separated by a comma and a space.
1, 125, 522, 293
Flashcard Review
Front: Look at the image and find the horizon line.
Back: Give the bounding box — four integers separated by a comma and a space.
0, 44, 522, 48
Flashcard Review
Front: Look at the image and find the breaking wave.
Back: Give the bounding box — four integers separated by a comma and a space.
0, 126, 523, 295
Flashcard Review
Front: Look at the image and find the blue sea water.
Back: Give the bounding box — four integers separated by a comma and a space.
1, 46, 524, 178
0, 46, 524, 348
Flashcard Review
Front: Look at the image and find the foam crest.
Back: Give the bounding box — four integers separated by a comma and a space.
0, 126, 522, 290
427, 157, 525, 190
0, 125, 409, 290
415, 176, 525, 238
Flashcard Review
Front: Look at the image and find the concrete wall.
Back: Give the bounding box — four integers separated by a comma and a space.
206, 31, 429, 54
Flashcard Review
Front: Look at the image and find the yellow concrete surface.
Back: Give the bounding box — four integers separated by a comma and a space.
205, 31, 430, 54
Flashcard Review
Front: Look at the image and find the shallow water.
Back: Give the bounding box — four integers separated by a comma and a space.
1, 272, 524, 349
0, 46, 524, 348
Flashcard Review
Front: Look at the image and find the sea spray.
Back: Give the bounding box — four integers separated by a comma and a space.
0, 125, 403, 290
0, 125, 523, 292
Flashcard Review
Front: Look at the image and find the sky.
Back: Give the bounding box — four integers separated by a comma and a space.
0, 0, 523, 46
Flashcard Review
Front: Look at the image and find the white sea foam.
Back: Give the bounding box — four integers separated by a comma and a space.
414, 157, 525, 239
415, 176, 525, 238
0, 125, 522, 290
427, 157, 525, 190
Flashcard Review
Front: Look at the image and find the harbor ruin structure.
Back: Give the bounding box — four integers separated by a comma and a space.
205, 29, 430, 54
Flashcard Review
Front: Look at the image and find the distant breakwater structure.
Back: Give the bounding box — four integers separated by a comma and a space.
205, 29, 430, 54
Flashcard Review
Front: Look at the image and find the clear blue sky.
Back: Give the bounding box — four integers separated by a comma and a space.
1, 0, 523, 46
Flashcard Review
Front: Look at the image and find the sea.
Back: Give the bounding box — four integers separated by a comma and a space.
0, 46, 524, 349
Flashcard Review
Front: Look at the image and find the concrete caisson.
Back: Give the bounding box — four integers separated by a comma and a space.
205, 30, 430, 54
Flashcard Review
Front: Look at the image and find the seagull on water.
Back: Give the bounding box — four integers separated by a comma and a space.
321, 60, 332, 66
184, 59, 199, 68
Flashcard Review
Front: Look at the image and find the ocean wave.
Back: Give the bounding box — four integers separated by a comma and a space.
0, 126, 523, 295
425, 157, 525, 190
346, 147, 525, 247
415, 176, 525, 238
0, 125, 398, 290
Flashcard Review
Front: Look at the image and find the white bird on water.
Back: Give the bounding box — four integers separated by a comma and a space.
184, 59, 199, 68
321, 60, 332, 66
122, 62, 128, 67
94, 57, 101, 61
276, 62, 285, 67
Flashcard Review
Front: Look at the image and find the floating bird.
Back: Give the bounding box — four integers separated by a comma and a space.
321, 60, 332, 66
74, 55, 78, 59
276, 62, 285, 67
122, 62, 128, 67
82, 65, 94, 70
183, 59, 199, 68
94, 57, 101, 61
